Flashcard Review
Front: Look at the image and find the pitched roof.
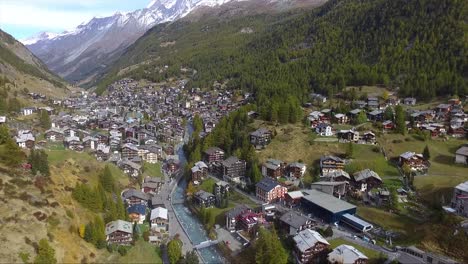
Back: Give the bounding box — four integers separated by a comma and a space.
105, 220, 133, 235
280, 211, 313, 229
456, 146, 468, 157
226, 204, 251, 218
353, 169, 382, 182
328, 245, 368, 263
256, 177, 281, 192
150, 207, 168, 220
293, 229, 329, 253
122, 189, 149, 201
455, 181, 468, 193
127, 204, 147, 215
204, 147, 224, 155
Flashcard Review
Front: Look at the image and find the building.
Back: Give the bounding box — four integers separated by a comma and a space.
203, 147, 225, 163
122, 189, 149, 206
256, 177, 287, 203
310, 181, 347, 198
141, 177, 163, 194
455, 146, 468, 165
403, 97, 417, 105
327, 245, 368, 264
127, 204, 147, 224
293, 229, 330, 264
214, 181, 230, 196
122, 143, 139, 159
301, 189, 356, 223
262, 159, 286, 178
194, 190, 216, 208
191, 161, 209, 183
340, 213, 373, 232
105, 220, 133, 245
288, 162, 307, 179
285, 191, 304, 207
337, 129, 359, 142
320, 170, 351, 182
449, 181, 468, 217
396, 246, 458, 264
316, 123, 333, 137
352, 169, 382, 192
225, 204, 252, 231
399, 152, 430, 173
150, 207, 168, 230
45, 128, 64, 142
280, 211, 315, 235
250, 128, 272, 148
320, 156, 345, 176
221, 156, 246, 183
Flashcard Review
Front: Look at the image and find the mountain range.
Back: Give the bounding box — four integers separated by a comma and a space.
0, 29, 68, 97
23, 0, 248, 87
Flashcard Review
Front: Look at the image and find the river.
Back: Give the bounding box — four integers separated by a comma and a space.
171, 124, 224, 263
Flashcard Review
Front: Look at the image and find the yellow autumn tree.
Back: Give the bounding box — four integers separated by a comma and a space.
79, 224, 86, 238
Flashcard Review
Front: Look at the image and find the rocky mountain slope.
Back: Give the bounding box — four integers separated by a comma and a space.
0, 30, 68, 98
24, 0, 248, 87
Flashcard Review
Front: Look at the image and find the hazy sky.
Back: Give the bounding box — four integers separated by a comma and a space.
0, 0, 151, 40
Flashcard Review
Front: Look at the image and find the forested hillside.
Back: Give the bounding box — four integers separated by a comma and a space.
97, 0, 467, 114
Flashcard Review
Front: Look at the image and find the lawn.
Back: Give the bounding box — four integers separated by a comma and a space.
378, 133, 468, 200
328, 238, 382, 260
198, 178, 216, 193
117, 239, 162, 264
143, 162, 163, 177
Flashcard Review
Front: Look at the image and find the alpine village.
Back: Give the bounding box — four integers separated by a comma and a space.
0, 0, 467, 264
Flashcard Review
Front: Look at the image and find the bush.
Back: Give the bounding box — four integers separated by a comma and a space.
118, 246, 128, 256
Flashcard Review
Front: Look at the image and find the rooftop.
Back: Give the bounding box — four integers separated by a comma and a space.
302, 189, 356, 214
293, 229, 329, 253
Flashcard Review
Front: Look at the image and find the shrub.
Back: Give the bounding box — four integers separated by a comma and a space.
118, 246, 128, 256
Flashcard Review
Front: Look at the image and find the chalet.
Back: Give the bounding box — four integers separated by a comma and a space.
82, 136, 98, 150
382, 120, 395, 131
63, 127, 78, 138
354, 100, 367, 109
45, 128, 64, 142
328, 245, 368, 264
150, 196, 165, 209
315, 123, 333, 137
214, 181, 230, 197
238, 211, 262, 233
285, 191, 304, 207
360, 131, 376, 144
105, 220, 133, 245
337, 129, 359, 142
293, 229, 329, 264
225, 205, 252, 231
122, 189, 149, 206
436, 104, 452, 115
95, 145, 111, 161
449, 181, 468, 217
194, 190, 216, 208
191, 161, 208, 183
15, 131, 35, 149
352, 169, 382, 192
308, 111, 326, 128
367, 110, 384, 122
21, 107, 35, 116
122, 143, 139, 159
139, 145, 160, 163
403, 97, 417, 105
64, 136, 82, 150
220, 156, 246, 183
320, 170, 351, 182
455, 146, 468, 165
280, 211, 315, 236
203, 147, 225, 163
334, 113, 349, 124
250, 128, 272, 148
0, 116, 5, 124
288, 162, 307, 179
320, 156, 345, 176
399, 152, 430, 173
120, 159, 142, 177
127, 204, 146, 224
150, 207, 168, 230
348, 109, 362, 121
310, 181, 348, 198
256, 177, 287, 203
310, 93, 327, 103
262, 159, 286, 179
166, 159, 179, 174
142, 177, 163, 194
367, 97, 379, 109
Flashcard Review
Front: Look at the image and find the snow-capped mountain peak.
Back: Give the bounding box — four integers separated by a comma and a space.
21, 32, 58, 45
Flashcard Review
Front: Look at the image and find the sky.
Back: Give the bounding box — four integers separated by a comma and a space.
0, 0, 151, 41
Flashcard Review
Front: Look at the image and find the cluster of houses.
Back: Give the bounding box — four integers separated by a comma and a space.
308, 96, 467, 140
105, 177, 169, 245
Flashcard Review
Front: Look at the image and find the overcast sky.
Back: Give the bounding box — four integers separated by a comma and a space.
0, 0, 150, 40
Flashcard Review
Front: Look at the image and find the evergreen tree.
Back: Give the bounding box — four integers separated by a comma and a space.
355, 111, 367, 125
34, 239, 57, 264
1, 137, 24, 167
0, 125, 10, 144
384, 107, 394, 121
39, 110, 51, 129
423, 145, 431, 160
395, 105, 407, 135
178, 250, 199, 264
249, 162, 263, 184
254, 228, 288, 264
99, 165, 115, 192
